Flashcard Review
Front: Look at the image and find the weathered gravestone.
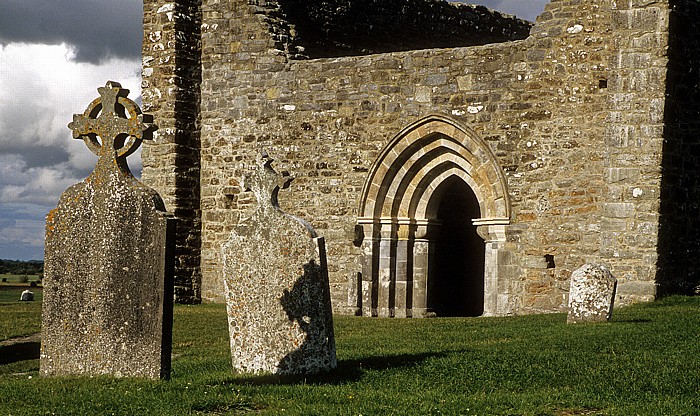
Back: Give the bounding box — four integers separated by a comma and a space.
41, 81, 175, 379
567, 263, 617, 324
222, 153, 337, 375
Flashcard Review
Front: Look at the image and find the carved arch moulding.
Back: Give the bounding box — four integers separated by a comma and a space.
354, 115, 514, 318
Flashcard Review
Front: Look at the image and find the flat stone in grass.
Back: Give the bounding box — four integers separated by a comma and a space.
222, 153, 336, 375
567, 264, 617, 324
41, 82, 175, 379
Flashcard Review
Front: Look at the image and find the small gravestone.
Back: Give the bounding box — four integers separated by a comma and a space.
567, 264, 617, 324
41, 81, 175, 379
20, 290, 34, 301
222, 153, 337, 375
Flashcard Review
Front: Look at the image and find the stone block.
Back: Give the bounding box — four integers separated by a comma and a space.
605, 167, 640, 183
567, 264, 617, 324
604, 125, 635, 147
603, 202, 636, 219
456, 75, 473, 91
601, 218, 628, 232
415, 86, 431, 103
222, 154, 336, 375
423, 74, 447, 86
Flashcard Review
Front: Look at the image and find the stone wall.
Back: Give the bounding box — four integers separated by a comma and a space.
192, 0, 542, 310
600, 0, 670, 304
142, 0, 699, 314
142, 0, 203, 303
249, 0, 531, 59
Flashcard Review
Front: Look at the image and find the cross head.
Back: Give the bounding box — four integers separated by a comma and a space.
68, 81, 156, 162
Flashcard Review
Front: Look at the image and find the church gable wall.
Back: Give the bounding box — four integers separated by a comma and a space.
144, 0, 676, 314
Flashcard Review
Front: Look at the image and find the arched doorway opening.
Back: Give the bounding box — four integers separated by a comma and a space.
355, 115, 511, 317
428, 176, 485, 317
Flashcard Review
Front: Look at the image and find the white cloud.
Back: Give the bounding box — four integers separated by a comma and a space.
0, 215, 45, 254
0, 44, 141, 137
0, 42, 141, 151
0, 155, 82, 205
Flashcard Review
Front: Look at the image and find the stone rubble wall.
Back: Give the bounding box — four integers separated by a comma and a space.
247, 0, 532, 59
598, 0, 671, 305
142, 0, 690, 314
142, 0, 203, 303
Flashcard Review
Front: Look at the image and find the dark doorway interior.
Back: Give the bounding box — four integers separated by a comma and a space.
428, 177, 485, 317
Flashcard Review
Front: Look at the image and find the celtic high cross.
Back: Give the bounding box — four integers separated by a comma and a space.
68, 81, 156, 173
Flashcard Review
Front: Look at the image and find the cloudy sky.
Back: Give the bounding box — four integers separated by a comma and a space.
0, 0, 548, 261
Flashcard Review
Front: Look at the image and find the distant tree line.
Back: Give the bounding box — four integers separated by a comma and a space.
0, 259, 44, 275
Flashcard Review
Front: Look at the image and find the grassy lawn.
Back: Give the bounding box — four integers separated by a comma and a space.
0, 288, 42, 341
0, 296, 698, 415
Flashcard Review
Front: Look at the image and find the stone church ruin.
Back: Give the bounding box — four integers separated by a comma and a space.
141, 0, 700, 317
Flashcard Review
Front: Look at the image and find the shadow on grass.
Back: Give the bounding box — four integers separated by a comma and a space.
0, 342, 40, 364
221, 351, 445, 386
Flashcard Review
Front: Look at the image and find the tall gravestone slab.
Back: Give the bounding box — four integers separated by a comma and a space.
567, 263, 617, 324
222, 154, 337, 375
41, 82, 175, 379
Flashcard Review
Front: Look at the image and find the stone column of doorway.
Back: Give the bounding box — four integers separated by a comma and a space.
358, 219, 377, 317
376, 219, 395, 318
476, 220, 511, 316
393, 218, 413, 318
410, 220, 439, 318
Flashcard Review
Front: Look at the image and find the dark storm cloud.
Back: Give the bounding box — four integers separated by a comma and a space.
8, 144, 74, 170
0, 0, 142, 63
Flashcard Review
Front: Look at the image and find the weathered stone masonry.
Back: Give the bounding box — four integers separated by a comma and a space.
142, 0, 700, 314
142, 0, 202, 303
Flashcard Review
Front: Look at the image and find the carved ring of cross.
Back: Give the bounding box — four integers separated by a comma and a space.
68, 81, 155, 160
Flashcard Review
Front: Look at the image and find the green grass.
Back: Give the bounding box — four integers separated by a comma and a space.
0, 288, 43, 341
0, 287, 43, 303
0, 297, 698, 415
0, 273, 41, 284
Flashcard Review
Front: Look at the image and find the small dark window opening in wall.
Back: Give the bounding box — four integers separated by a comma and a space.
599, 79, 608, 89
544, 254, 556, 269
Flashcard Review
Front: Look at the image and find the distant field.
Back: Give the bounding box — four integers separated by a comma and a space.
0, 274, 41, 284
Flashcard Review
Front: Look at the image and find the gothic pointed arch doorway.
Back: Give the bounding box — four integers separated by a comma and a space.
355, 115, 511, 317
